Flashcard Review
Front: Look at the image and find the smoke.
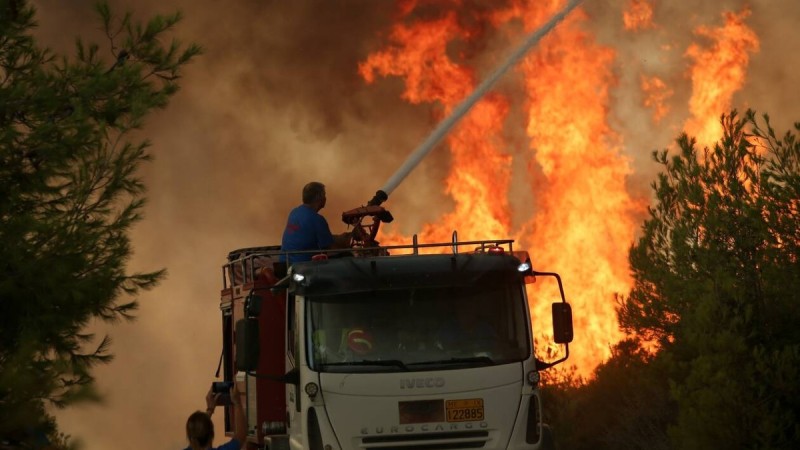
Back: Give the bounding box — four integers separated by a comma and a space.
25, 0, 799, 448
36, 0, 438, 447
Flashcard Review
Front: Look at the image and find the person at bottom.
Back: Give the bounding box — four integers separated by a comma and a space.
184, 383, 246, 450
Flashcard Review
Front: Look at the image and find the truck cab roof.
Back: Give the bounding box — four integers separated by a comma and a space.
288, 251, 527, 297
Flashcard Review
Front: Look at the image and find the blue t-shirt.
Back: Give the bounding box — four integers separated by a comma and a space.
280, 205, 334, 263
184, 438, 240, 450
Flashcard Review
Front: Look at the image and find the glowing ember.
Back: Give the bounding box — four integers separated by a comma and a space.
623, 0, 656, 31
641, 75, 673, 123
684, 8, 759, 147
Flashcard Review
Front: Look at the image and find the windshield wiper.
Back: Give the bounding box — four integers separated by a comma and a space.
321, 359, 409, 371
408, 356, 495, 367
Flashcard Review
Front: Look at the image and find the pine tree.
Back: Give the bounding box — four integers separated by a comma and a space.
618, 110, 800, 448
0, 0, 199, 443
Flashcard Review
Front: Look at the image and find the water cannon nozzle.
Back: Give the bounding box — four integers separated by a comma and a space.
367, 190, 388, 206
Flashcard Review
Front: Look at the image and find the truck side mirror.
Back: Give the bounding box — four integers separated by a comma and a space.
552, 303, 573, 344
235, 318, 260, 371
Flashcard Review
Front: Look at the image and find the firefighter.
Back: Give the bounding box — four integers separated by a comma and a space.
280, 181, 351, 263
184, 383, 245, 450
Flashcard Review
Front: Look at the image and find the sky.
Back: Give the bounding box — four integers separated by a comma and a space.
24, 0, 800, 448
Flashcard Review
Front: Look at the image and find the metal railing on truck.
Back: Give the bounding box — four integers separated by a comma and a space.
221, 233, 517, 290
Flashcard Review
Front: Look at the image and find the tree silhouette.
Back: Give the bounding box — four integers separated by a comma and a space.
0, 0, 199, 444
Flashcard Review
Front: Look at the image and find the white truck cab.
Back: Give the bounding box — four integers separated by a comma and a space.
219, 240, 572, 450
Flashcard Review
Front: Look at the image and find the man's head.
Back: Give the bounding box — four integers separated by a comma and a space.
186, 411, 214, 449
302, 182, 327, 211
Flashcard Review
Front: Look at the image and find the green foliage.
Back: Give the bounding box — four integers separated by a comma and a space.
542, 339, 674, 450
617, 110, 800, 448
546, 110, 799, 449
0, 0, 199, 442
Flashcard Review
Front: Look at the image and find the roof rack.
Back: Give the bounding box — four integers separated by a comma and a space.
222, 234, 516, 289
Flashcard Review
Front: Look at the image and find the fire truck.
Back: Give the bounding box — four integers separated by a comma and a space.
216, 199, 573, 450
214, 4, 582, 447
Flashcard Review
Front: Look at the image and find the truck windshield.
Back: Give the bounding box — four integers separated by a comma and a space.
306, 282, 530, 373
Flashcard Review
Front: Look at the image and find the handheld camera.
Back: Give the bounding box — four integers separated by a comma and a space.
211, 381, 234, 406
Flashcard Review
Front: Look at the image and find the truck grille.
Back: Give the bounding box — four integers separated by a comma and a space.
360, 430, 489, 449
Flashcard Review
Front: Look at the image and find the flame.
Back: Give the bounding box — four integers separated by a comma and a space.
359, 6, 513, 247
641, 75, 673, 123
623, 0, 656, 31
361, 0, 640, 377
499, 1, 637, 375
684, 8, 759, 147
361, 0, 760, 378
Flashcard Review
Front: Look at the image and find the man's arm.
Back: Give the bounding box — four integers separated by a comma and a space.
205, 387, 220, 417
331, 231, 352, 249
313, 213, 354, 250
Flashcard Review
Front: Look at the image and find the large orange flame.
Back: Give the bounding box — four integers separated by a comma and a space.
360, 8, 512, 246
361, 1, 760, 378
498, 1, 637, 375
685, 9, 759, 147
361, 1, 638, 377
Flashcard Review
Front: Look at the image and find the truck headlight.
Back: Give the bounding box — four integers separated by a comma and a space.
305, 382, 319, 399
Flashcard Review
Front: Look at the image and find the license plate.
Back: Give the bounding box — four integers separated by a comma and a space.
445, 398, 484, 422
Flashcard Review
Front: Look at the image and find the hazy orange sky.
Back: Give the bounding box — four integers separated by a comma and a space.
26, 0, 800, 448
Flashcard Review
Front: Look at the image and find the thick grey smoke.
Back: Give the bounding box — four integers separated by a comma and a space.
26, 0, 799, 448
